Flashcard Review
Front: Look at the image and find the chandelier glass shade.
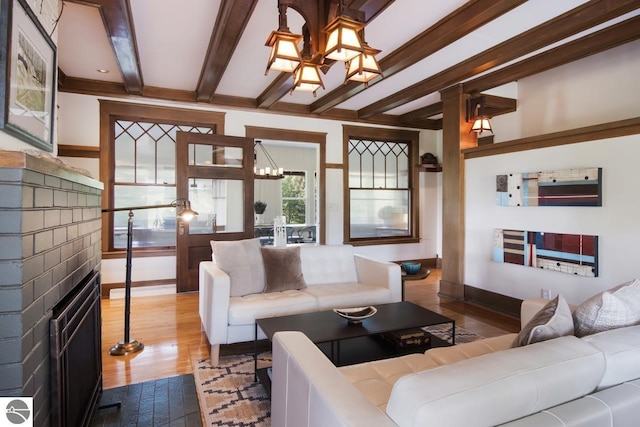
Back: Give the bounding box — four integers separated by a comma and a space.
265, 30, 303, 74
324, 16, 364, 62
345, 44, 382, 86
292, 62, 325, 96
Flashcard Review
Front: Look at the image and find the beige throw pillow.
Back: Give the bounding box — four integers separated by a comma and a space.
211, 238, 265, 297
573, 279, 640, 337
261, 246, 307, 293
512, 294, 574, 347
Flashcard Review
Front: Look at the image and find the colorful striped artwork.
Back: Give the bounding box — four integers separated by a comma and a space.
496, 167, 602, 206
493, 229, 598, 277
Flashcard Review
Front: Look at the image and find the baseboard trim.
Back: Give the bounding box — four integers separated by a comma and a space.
102, 278, 176, 298
464, 285, 522, 319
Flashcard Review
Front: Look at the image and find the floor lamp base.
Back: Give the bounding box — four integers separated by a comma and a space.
109, 339, 144, 356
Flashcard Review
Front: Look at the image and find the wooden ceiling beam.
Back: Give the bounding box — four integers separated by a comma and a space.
357, 0, 640, 119
196, 0, 259, 102
347, 0, 395, 22
399, 102, 443, 124
67, 0, 144, 95
463, 15, 640, 95
310, 0, 526, 114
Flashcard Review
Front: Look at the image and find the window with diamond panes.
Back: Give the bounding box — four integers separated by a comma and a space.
347, 135, 415, 242
113, 121, 214, 249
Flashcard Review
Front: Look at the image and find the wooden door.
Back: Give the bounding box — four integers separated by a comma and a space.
175, 132, 254, 292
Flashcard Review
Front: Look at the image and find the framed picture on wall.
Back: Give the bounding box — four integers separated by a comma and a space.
0, 0, 56, 152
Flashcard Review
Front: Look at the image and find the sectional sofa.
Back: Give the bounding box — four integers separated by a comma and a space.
272, 292, 640, 426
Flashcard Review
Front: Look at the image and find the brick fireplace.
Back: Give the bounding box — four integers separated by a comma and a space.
0, 151, 103, 426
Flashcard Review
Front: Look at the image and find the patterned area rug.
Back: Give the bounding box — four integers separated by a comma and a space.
193, 326, 481, 427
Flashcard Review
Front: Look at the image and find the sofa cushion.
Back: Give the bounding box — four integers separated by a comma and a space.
386, 336, 606, 427
582, 324, 640, 390
512, 294, 574, 347
339, 353, 442, 412
426, 334, 516, 365
261, 246, 307, 293
211, 238, 265, 297
302, 282, 392, 310
299, 245, 358, 285
573, 279, 640, 337
228, 290, 317, 326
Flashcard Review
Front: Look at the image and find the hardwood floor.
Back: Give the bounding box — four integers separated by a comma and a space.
100, 269, 520, 389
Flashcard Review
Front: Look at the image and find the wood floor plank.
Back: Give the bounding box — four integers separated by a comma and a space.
101, 269, 520, 389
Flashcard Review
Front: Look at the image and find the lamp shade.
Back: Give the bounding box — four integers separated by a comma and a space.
292, 62, 325, 96
324, 16, 364, 62
345, 45, 382, 86
470, 118, 493, 134
265, 30, 303, 74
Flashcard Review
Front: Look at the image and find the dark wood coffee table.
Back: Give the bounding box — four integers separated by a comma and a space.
254, 301, 455, 393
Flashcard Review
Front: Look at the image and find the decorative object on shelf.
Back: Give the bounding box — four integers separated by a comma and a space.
421, 153, 438, 164
264, 0, 382, 95
493, 229, 598, 277
254, 140, 284, 179
254, 200, 267, 224
101, 199, 198, 356
467, 96, 493, 135
496, 167, 602, 207
273, 215, 287, 248
333, 306, 377, 324
0, 0, 56, 151
402, 261, 422, 275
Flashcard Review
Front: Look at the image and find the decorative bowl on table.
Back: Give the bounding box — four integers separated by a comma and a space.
333, 306, 377, 324
402, 262, 422, 275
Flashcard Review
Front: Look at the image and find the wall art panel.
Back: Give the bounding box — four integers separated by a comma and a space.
496, 167, 602, 207
493, 229, 598, 277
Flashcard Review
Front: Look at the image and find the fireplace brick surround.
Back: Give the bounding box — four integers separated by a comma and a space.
0, 151, 103, 426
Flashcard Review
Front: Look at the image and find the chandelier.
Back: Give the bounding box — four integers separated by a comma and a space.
254, 140, 284, 179
265, 0, 383, 96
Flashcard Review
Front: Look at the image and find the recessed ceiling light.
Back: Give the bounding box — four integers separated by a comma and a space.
96, 69, 109, 73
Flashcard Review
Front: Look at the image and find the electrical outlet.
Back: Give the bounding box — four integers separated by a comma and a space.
541, 288, 551, 299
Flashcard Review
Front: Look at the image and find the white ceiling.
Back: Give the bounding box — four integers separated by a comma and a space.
56, 0, 640, 123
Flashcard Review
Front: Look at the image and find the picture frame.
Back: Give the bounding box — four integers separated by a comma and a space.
0, 0, 56, 151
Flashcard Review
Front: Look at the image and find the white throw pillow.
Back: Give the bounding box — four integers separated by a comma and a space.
512, 294, 574, 347
573, 279, 640, 337
210, 238, 265, 297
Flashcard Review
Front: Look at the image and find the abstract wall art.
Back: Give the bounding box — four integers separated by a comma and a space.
493, 229, 598, 277
496, 167, 602, 207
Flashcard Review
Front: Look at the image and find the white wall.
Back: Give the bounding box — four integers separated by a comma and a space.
55, 93, 440, 283
465, 40, 640, 305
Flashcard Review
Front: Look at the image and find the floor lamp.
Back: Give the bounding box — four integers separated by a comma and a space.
102, 199, 198, 356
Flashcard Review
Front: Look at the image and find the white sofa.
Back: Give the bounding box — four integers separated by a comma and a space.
199, 244, 401, 365
271, 298, 640, 427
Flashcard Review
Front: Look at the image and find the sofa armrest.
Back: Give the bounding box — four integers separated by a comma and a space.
199, 261, 231, 345
353, 255, 402, 302
272, 331, 396, 427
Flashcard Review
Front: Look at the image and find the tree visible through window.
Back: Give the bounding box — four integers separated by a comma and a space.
282, 171, 306, 224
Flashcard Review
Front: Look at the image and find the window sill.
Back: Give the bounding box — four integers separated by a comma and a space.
345, 237, 420, 247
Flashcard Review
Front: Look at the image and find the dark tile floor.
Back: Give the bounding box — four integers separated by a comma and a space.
91, 374, 202, 426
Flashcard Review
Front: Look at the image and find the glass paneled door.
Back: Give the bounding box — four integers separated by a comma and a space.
175, 132, 254, 292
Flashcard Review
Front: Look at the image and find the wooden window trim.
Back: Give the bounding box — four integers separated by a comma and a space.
342, 125, 420, 246
99, 100, 225, 253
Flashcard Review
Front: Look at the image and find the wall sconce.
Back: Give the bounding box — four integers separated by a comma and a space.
467, 96, 493, 135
